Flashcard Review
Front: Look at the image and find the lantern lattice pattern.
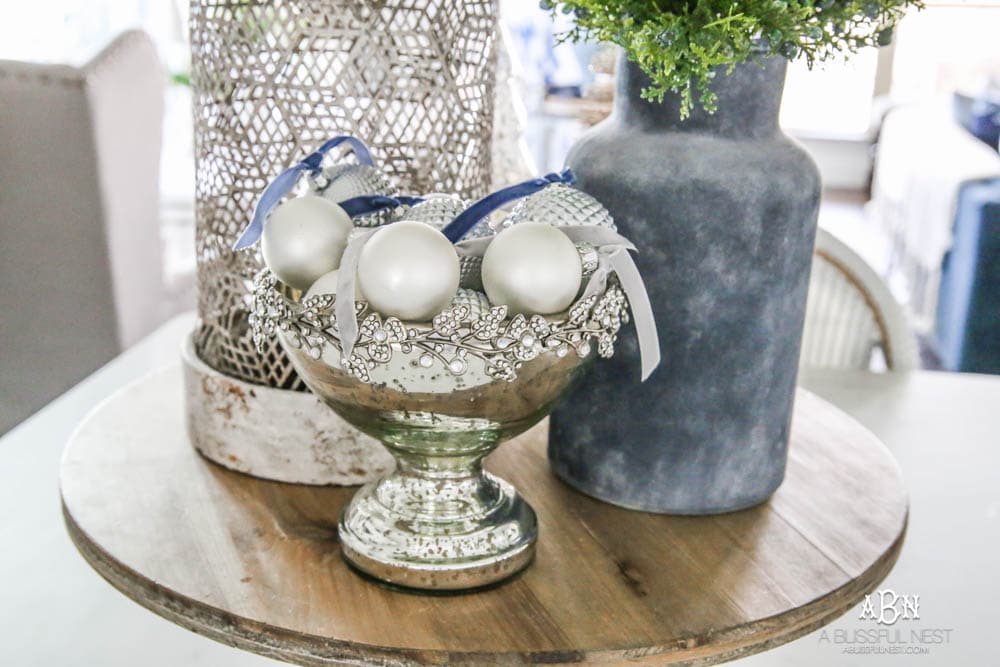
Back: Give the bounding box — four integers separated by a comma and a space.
190, 0, 496, 389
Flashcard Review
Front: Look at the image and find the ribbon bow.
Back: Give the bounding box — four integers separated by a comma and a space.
233, 135, 378, 250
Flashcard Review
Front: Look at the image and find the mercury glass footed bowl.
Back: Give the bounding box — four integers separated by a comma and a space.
251, 273, 628, 590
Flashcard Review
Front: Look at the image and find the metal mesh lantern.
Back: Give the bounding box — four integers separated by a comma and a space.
189, 0, 497, 390
184, 0, 499, 484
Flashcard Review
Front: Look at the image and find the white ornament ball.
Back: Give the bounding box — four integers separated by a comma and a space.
357, 220, 460, 321
305, 269, 340, 298
482, 222, 582, 316
300, 269, 348, 368
261, 196, 352, 291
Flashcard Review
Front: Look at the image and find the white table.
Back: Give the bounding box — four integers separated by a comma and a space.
1, 314, 995, 665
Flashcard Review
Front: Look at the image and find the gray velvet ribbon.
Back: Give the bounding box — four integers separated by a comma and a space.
333, 225, 660, 380
558, 226, 661, 381
334, 229, 379, 360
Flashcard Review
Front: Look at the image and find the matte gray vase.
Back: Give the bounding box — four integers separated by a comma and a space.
549, 55, 821, 514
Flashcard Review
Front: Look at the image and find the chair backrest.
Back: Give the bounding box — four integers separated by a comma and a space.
0, 30, 164, 433
800, 227, 919, 372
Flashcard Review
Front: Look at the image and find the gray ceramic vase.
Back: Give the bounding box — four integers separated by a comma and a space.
549, 54, 821, 514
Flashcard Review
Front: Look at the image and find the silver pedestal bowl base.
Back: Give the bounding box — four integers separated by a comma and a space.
273, 339, 589, 591
253, 273, 627, 591
339, 471, 536, 590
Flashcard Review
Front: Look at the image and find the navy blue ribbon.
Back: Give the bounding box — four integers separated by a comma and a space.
339, 195, 425, 217
233, 136, 376, 250
441, 169, 576, 243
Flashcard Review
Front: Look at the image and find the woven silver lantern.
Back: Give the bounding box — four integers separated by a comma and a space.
183, 0, 498, 484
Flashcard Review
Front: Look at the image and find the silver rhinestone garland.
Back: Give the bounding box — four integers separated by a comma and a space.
449, 287, 491, 318
576, 242, 600, 279
501, 183, 616, 231
251, 270, 628, 384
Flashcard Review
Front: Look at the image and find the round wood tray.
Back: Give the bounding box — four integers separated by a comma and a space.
61, 366, 907, 665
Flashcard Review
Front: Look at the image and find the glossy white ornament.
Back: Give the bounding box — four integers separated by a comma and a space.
357, 221, 460, 321
482, 222, 582, 316
261, 196, 352, 291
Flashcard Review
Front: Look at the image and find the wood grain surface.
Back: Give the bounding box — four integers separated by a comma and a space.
60, 366, 907, 666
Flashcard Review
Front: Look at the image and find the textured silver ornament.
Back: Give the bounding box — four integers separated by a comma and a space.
312, 164, 400, 227
354, 205, 408, 229
399, 195, 467, 229
316, 163, 396, 200
459, 255, 484, 291
502, 182, 616, 231
467, 222, 495, 239
462, 211, 503, 241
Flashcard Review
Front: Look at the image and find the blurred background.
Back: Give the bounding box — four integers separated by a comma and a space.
2, 0, 999, 433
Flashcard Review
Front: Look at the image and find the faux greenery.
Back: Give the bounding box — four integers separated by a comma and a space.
542, 0, 923, 117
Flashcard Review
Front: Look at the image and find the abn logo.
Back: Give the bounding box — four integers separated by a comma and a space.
859, 589, 920, 625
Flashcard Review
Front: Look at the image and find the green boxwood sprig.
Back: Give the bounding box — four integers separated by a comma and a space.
542, 0, 922, 117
